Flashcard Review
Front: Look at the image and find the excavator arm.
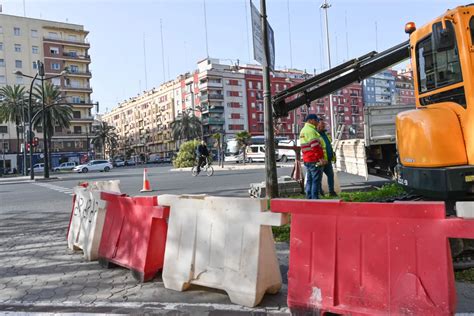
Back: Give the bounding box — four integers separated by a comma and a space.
272, 40, 411, 117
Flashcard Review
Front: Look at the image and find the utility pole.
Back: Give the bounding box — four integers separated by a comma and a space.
321, 0, 335, 139
261, 0, 279, 198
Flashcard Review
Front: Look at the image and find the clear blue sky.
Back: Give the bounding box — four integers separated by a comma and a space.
1, 0, 466, 113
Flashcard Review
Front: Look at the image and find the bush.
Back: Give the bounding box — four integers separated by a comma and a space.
172, 140, 200, 168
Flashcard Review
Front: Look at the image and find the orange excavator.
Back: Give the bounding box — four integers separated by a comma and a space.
273, 4, 474, 204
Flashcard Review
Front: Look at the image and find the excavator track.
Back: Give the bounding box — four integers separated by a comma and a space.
357, 188, 474, 270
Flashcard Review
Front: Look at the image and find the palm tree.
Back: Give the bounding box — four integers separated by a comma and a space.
91, 121, 118, 159
0, 85, 27, 173
31, 81, 73, 170
170, 111, 202, 145
235, 131, 251, 164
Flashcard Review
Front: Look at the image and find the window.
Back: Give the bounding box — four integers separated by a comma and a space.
0, 42, 3, 51
15, 60, 22, 68
50, 47, 59, 54
257, 82, 262, 89
48, 32, 59, 39
248, 81, 253, 89
231, 113, 241, 119
70, 65, 79, 73
0, 75, 5, 84
0, 59, 4, 67
416, 20, 462, 93
16, 76, 23, 84
14, 44, 21, 52
0, 126, 7, 133
252, 113, 256, 119
251, 102, 255, 108
74, 126, 82, 134
73, 111, 81, 119
51, 77, 60, 86
31, 29, 38, 37
68, 34, 77, 42
51, 63, 60, 70
14, 27, 20, 36
32, 46, 39, 54
32, 62, 37, 69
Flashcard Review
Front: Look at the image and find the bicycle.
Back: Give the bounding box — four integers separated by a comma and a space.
191, 156, 214, 177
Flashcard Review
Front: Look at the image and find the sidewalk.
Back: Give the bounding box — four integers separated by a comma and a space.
0, 175, 60, 185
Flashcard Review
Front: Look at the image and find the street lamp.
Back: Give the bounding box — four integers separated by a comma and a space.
14, 60, 67, 179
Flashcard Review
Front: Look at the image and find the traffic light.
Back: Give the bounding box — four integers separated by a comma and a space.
33, 137, 39, 147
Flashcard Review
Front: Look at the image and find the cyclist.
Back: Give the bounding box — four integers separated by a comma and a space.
196, 140, 209, 174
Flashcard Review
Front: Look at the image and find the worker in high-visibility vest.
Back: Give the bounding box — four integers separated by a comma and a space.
299, 114, 327, 199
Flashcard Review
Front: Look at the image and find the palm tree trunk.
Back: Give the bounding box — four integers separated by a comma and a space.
15, 126, 20, 174
103, 141, 106, 159
48, 137, 53, 171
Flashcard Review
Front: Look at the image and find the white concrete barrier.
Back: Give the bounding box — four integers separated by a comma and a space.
67, 180, 121, 260
158, 194, 288, 307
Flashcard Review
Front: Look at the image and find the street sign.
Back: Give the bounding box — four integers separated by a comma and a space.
250, 0, 275, 70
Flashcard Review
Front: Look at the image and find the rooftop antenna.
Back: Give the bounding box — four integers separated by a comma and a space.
244, 0, 251, 62
203, 0, 210, 57
375, 21, 378, 51
23, 0, 25, 16
345, 11, 349, 61
287, 0, 293, 69
143, 33, 148, 90
160, 19, 166, 83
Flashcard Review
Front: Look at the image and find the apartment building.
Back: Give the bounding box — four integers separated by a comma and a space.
103, 81, 176, 160
395, 70, 415, 106
0, 14, 92, 170
362, 69, 397, 106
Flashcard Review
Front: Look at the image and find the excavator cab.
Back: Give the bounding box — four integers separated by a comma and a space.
396, 5, 474, 199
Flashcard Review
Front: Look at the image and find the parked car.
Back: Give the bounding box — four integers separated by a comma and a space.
53, 162, 77, 172
224, 152, 244, 163
125, 159, 137, 166
73, 160, 113, 173
245, 145, 279, 163
162, 157, 172, 164
28, 163, 45, 174
113, 159, 125, 167
277, 140, 297, 162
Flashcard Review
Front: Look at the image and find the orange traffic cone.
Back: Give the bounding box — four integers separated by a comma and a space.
140, 168, 153, 192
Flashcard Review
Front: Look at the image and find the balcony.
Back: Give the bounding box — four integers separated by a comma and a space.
67, 70, 92, 78
63, 52, 91, 61
200, 94, 224, 102
202, 105, 224, 114
43, 36, 90, 48
202, 117, 225, 125
63, 84, 93, 92
53, 131, 89, 138
199, 80, 223, 90
71, 116, 94, 122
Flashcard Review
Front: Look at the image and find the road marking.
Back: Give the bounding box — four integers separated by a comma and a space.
34, 182, 75, 196
0, 301, 290, 314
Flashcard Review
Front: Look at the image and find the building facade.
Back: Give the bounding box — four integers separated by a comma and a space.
103, 81, 176, 160
0, 14, 92, 170
395, 70, 415, 105
362, 69, 396, 106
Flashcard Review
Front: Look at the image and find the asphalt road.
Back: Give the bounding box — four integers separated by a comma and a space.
2, 165, 474, 314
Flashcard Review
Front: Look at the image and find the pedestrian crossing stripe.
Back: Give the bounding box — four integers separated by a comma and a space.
34, 183, 75, 196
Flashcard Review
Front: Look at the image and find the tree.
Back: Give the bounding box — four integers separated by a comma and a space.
91, 121, 118, 159
0, 85, 27, 173
31, 81, 73, 169
212, 132, 223, 167
235, 131, 251, 164
170, 111, 202, 146
172, 139, 200, 168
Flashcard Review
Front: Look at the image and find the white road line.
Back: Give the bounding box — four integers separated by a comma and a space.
34, 183, 75, 196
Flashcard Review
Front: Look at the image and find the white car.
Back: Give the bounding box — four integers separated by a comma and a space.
53, 162, 77, 172
28, 163, 45, 174
224, 152, 244, 163
73, 160, 113, 173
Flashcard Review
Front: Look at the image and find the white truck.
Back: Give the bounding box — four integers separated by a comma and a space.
335, 104, 414, 179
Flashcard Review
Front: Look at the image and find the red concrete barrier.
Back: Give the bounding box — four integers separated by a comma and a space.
271, 199, 474, 315
98, 192, 169, 282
